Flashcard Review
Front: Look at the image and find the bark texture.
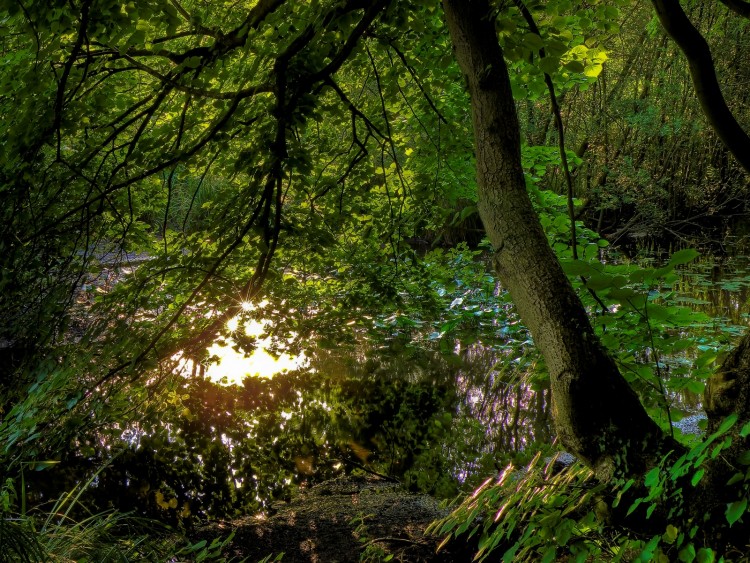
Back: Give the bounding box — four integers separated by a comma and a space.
441, 0, 680, 482
702, 333, 750, 522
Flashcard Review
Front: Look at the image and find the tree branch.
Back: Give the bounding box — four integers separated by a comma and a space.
651, 0, 750, 173
718, 0, 750, 18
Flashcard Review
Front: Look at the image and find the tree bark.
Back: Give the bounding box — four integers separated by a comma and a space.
441, 0, 681, 483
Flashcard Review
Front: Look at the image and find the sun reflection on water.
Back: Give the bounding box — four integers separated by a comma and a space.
204, 301, 307, 385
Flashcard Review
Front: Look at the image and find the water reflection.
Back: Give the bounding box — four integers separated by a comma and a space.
646, 253, 750, 325
68, 247, 742, 518
456, 344, 551, 454
203, 302, 308, 385
65, 249, 750, 521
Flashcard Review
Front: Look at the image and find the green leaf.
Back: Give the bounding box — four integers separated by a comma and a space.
663, 524, 678, 544
726, 472, 743, 486
627, 498, 642, 516
607, 287, 638, 302
715, 413, 738, 436
696, 350, 718, 369
563, 60, 585, 73
668, 248, 700, 266
33, 460, 60, 471
539, 56, 560, 75
690, 468, 704, 487
560, 259, 597, 276
678, 543, 696, 563
523, 33, 544, 52
182, 56, 202, 69
540, 546, 557, 563
639, 535, 661, 560
725, 498, 747, 526
586, 273, 626, 291
584, 63, 603, 78
644, 466, 660, 487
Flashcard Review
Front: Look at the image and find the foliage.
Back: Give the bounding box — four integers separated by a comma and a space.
588, 412, 750, 562
0, 469, 236, 563
428, 453, 613, 562
430, 414, 750, 561
0, 0, 749, 559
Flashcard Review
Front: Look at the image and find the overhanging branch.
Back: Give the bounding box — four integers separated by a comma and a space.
718, 0, 750, 18
651, 0, 750, 173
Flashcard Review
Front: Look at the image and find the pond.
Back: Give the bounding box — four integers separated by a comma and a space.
191, 247, 750, 488
64, 246, 750, 522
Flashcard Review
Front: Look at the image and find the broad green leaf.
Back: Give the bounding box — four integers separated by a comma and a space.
563, 60, 585, 73
584, 63, 603, 78
539, 56, 560, 75
715, 413, 738, 436
523, 33, 544, 51
738, 450, 750, 465
725, 498, 746, 526
727, 472, 744, 486
33, 460, 60, 471
668, 248, 700, 266
644, 467, 661, 487
560, 259, 598, 276
663, 524, 678, 544
678, 544, 696, 563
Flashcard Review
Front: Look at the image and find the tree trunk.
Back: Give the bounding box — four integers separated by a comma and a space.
441, 0, 680, 482
441, 0, 750, 549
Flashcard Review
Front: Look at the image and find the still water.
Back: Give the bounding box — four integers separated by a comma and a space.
80, 248, 750, 518
198, 250, 750, 475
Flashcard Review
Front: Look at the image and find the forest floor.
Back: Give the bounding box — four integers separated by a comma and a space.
195, 475, 475, 562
